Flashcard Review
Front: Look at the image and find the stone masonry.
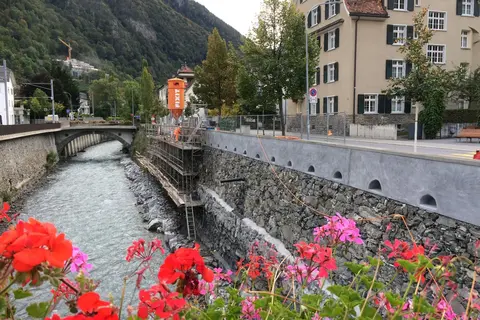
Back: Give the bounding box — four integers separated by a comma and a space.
197, 147, 480, 292
0, 134, 56, 199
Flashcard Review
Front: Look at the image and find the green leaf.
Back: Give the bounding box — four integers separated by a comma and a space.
212, 298, 225, 308
13, 288, 33, 300
320, 299, 344, 318
396, 259, 418, 273
360, 276, 385, 291
0, 296, 6, 313
26, 302, 50, 319
368, 256, 384, 267
359, 304, 383, 320
301, 294, 323, 309
413, 296, 435, 314
385, 292, 404, 307
327, 285, 363, 308
345, 262, 371, 275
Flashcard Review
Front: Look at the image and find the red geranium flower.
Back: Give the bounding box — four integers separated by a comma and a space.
137, 283, 186, 320
0, 218, 73, 272
158, 243, 214, 296
294, 242, 337, 277
0, 202, 11, 222
45, 292, 118, 320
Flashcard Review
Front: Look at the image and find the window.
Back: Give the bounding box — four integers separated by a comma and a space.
415, 0, 420, 6
462, 0, 474, 16
458, 100, 468, 109
392, 96, 405, 113
428, 11, 447, 31
328, 0, 336, 18
327, 96, 335, 114
311, 6, 319, 27
313, 67, 320, 85
461, 30, 469, 48
392, 60, 405, 78
394, 0, 406, 10
427, 45, 446, 64
327, 63, 335, 82
364, 95, 378, 114
393, 25, 407, 45
328, 30, 336, 50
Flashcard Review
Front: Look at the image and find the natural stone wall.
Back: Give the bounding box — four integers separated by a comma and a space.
197, 147, 480, 290
355, 114, 415, 126
0, 134, 56, 199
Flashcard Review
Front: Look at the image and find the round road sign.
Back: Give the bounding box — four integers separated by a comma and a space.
309, 88, 317, 98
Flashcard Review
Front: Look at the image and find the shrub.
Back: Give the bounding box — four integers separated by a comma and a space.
443, 109, 480, 124
45, 151, 58, 170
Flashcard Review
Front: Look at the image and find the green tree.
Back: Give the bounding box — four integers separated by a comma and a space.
27, 89, 51, 119
241, 0, 320, 135
140, 60, 155, 121
386, 9, 452, 139
193, 28, 238, 118
89, 76, 124, 119
451, 64, 480, 110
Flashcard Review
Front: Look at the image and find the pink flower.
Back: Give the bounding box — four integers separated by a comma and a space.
285, 262, 323, 285
199, 279, 215, 297
213, 267, 233, 283
314, 213, 363, 246
70, 246, 92, 274
436, 299, 457, 320
241, 296, 261, 320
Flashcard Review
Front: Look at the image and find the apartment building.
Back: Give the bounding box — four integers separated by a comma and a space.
289, 0, 480, 125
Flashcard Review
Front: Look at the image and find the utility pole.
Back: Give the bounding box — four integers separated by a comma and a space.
305, 16, 310, 140
50, 79, 56, 123
92, 92, 95, 117
3, 60, 9, 125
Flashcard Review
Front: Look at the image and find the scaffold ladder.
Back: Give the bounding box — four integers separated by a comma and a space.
185, 195, 196, 240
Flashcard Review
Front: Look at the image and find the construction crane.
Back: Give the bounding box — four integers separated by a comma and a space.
58, 38, 72, 60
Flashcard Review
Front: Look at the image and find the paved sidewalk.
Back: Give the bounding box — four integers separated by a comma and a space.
248, 130, 480, 160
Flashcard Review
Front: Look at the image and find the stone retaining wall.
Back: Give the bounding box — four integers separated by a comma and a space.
0, 134, 56, 200
197, 147, 480, 289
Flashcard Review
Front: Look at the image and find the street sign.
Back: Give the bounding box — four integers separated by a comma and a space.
309, 88, 317, 103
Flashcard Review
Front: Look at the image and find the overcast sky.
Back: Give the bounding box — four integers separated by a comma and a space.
195, 0, 261, 35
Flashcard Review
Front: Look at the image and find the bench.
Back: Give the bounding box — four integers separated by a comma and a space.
457, 127, 480, 142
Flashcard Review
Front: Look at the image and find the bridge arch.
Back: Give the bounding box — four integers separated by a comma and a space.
55, 128, 134, 154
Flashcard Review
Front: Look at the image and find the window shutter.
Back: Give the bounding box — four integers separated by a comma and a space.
317, 7, 321, 23
334, 62, 339, 81
475, 0, 480, 17
456, 0, 463, 15
325, 5, 329, 19
323, 97, 328, 114
324, 33, 329, 51
316, 68, 320, 85
358, 95, 365, 114
308, 12, 312, 28
317, 36, 321, 48
404, 100, 412, 114
386, 60, 393, 79
386, 97, 392, 114
335, 28, 340, 48
406, 62, 412, 76
387, 0, 394, 10
316, 98, 321, 114
407, 26, 414, 39
334, 96, 338, 113
323, 65, 328, 83
407, 0, 414, 11
387, 25, 394, 45
378, 95, 386, 114
335, 2, 340, 14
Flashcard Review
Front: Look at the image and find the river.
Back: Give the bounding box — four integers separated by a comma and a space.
18, 141, 169, 317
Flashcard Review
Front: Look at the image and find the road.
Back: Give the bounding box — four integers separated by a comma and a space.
246, 130, 480, 160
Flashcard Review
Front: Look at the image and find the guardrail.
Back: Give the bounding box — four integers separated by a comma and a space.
0, 124, 61, 136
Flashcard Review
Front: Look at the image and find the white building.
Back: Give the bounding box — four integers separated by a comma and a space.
78, 92, 91, 115
158, 64, 198, 108
59, 59, 98, 78
0, 68, 15, 125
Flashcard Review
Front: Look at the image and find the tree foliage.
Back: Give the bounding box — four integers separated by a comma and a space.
0, 0, 242, 82
240, 0, 320, 135
386, 9, 451, 139
194, 29, 238, 117
451, 64, 480, 109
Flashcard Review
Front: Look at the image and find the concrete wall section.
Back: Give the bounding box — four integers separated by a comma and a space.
0, 133, 56, 197
203, 131, 480, 226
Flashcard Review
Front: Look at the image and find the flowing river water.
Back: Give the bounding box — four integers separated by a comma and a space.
18, 141, 170, 317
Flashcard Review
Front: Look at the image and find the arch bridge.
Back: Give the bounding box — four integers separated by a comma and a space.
54, 126, 137, 153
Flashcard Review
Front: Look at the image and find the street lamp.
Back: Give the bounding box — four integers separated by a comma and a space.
257, 84, 266, 135
64, 91, 72, 119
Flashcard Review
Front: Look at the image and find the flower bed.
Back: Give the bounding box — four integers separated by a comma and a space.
0, 202, 479, 319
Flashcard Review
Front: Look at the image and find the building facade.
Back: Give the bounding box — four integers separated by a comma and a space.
0, 68, 15, 125
289, 0, 480, 126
